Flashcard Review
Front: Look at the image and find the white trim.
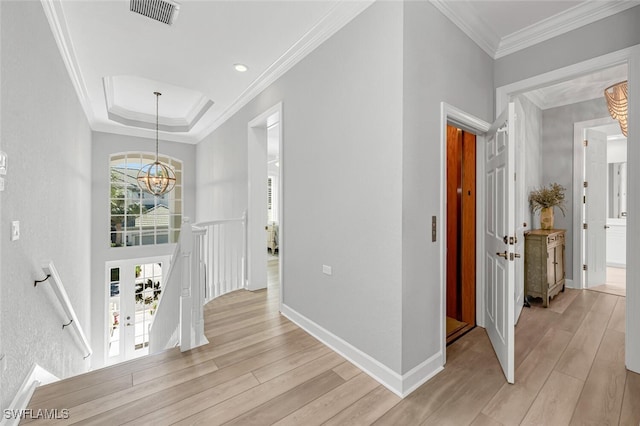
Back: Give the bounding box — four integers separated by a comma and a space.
40, 0, 94, 124
431, 0, 637, 60
496, 2, 638, 59
564, 278, 575, 290
572, 116, 618, 290
429, 0, 498, 58
2, 364, 59, 426
496, 48, 634, 114
626, 46, 640, 373
280, 304, 443, 398
439, 103, 491, 363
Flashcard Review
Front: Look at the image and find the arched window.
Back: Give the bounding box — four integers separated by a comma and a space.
110, 152, 182, 247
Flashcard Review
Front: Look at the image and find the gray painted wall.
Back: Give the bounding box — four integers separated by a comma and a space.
90, 132, 196, 368
401, 1, 494, 372
197, 2, 406, 372
495, 5, 640, 88
541, 98, 610, 280
0, 1, 92, 409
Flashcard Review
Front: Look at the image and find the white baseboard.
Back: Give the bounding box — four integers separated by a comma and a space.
1, 364, 59, 426
280, 304, 443, 398
565, 278, 575, 289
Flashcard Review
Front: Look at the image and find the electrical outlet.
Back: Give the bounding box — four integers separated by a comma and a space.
322, 265, 332, 276
11, 221, 19, 241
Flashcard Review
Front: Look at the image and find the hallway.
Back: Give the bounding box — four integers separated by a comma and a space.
25, 286, 639, 425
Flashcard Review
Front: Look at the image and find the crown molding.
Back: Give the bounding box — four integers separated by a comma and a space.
196, 0, 375, 141
495, 1, 639, 59
40, 0, 95, 124
429, 0, 499, 58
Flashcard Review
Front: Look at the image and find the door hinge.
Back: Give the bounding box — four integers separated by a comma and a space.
583, 181, 588, 188
583, 195, 586, 204
583, 139, 588, 147
583, 264, 588, 271
583, 223, 588, 230
514, 172, 517, 181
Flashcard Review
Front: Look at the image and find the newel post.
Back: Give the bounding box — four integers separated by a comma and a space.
179, 217, 193, 351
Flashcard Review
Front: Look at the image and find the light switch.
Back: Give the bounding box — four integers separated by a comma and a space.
11, 221, 19, 241
322, 265, 332, 276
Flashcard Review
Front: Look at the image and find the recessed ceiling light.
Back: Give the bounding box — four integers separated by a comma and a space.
234, 64, 248, 73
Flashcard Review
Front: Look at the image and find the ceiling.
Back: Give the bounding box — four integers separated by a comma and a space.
43, 0, 637, 144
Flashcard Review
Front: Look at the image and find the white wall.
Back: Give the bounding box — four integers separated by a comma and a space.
197, 2, 405, 373
90, 132, 196, 368
0, 1, 92, 409
541, 98, 610, 280
401, 1, 494, 373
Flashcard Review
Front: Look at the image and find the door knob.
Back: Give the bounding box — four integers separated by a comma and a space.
496, 251, 508, 259
514, 253, 521, 258
126, 323, 133, 326
604, 225, 610, 229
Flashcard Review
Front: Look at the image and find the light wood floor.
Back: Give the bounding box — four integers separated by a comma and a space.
590, 267, 626, 297
25, 267, 639, 425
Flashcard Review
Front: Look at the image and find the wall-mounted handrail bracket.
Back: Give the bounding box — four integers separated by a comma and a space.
62, 319, 73, 330
34, 274, 51, 287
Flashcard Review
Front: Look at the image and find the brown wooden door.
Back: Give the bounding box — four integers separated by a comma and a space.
446, 125, 476, 335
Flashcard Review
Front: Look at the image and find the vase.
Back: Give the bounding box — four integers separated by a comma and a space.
540, 207, 554, 230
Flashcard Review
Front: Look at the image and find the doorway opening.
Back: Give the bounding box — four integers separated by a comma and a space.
105, 255, 171, 365
446, 124, 477, 343
267, 119, 281, 290
578, 120, 628, 297
247, 102, 283, 307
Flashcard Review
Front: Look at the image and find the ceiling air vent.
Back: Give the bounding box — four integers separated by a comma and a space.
130, 0, 180, 25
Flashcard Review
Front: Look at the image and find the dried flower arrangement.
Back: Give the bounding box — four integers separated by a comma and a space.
529, 183, 567, 215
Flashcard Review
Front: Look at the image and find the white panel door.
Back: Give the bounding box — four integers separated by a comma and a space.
514, 100, 526, 324
585, 129, 608, 287
485, 103, 516, 383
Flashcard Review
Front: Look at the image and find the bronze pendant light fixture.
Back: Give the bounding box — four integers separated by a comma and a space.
604, 81, 628, 137
137, 92, 176, 196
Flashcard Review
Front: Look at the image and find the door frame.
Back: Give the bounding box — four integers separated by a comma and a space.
439, 103, 490, 364
496, 45, 640, 373
104, 255, 171, 365
573, 117, 619, 289
247, 102, 284, 309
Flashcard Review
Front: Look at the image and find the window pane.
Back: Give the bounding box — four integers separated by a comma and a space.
170, 230, 180, 244
110, 152, 182, 249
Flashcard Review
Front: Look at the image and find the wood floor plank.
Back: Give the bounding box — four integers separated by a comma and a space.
470, 413, 504, 426
548, 288, 579, 314
589, 292, 619, 316
23, 374, 132, 423
570, 328, 626, 425
554, 290, 600, 333
620, 370, 640, 425
274, 373, 380, 426
225, 370, 345, 426
608, 297, 625, 333
420, 360, 505, 425
323, 385, 400, 426
132, 351, 219, 386
213, 329, 317, 368
332, 361, 362, 381
251, 343, 331, 383
555, 310, 611, 381
173, 352, 345, 426
115, 374, 260, 426
35, 360, 220, 424
27, 348, 180, 406
520, 371, 584, 426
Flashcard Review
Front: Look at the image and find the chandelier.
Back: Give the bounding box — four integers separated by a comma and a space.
137, 92, 176, 196
604, 81, 628, 137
